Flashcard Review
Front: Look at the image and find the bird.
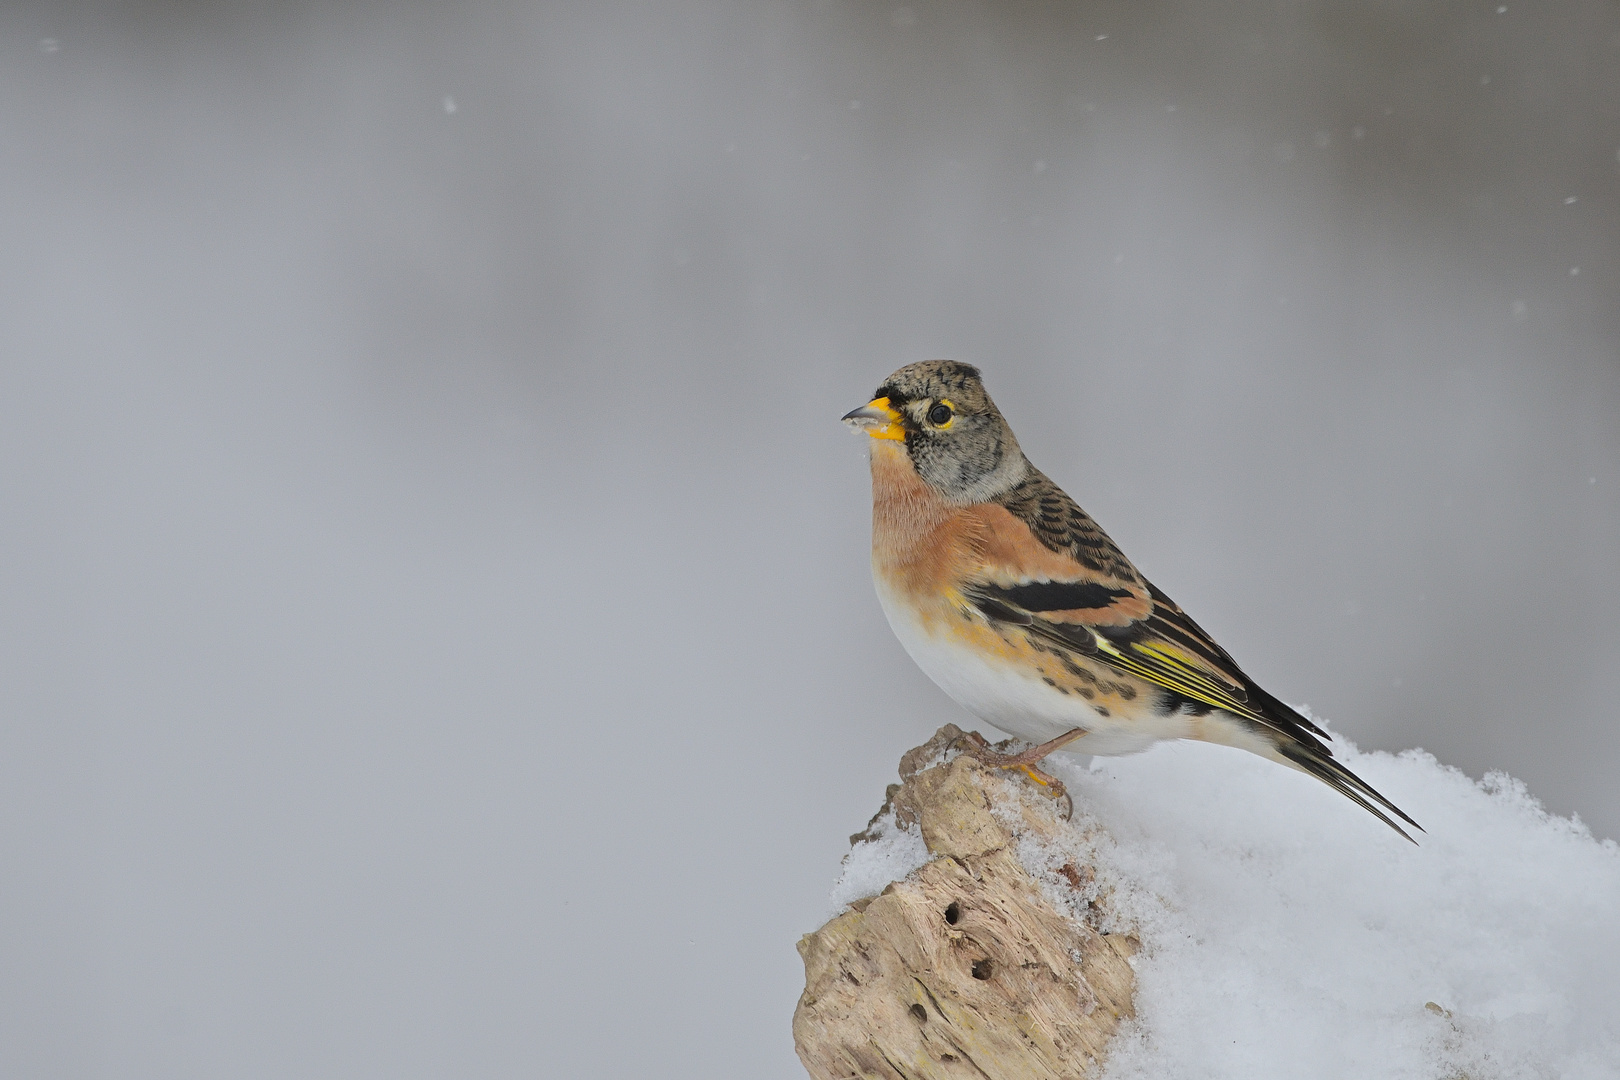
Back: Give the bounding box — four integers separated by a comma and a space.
842, 360, 1420, 841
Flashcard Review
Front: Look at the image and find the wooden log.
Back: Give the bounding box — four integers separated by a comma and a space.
793, 725, 1138, 1080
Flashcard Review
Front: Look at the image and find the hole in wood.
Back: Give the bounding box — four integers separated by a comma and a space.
944, 902, 961, 925
909, 1003, 928, 1024
971, 958, 993, 980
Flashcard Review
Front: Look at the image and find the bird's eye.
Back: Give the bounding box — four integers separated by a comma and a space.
927, 403, 953, 426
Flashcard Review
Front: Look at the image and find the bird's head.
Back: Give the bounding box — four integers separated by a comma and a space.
842, 360, 1028, 502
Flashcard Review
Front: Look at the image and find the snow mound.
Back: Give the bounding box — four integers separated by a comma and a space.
1053, 733, 1620, 1079
829, 730, 1620, 1078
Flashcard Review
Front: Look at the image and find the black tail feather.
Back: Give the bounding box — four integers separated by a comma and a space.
1273, 734, 1424, 843
1250, 691, 1423, 842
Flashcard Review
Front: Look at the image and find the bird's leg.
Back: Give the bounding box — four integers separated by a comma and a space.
956, 727, 1088, 773
953, 728, 1087, 819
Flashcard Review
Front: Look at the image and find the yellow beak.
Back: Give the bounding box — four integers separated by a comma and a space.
840, 397, 906, 441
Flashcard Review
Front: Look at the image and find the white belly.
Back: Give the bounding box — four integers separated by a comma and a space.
874, 579, 1190, 757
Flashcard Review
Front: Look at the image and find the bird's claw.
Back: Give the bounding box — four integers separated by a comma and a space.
953, 729, 1085, 820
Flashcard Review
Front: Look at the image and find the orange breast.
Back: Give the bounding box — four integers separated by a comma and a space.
868, 441, 982, 604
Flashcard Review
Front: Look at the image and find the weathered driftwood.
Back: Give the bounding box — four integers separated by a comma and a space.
794, 725, 1138, 1080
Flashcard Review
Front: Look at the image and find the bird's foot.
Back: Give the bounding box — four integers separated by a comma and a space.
953, 728, 1087, 820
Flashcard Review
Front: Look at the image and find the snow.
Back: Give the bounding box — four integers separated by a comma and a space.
827, 727, 1620, 1078
827, 809, 930, 915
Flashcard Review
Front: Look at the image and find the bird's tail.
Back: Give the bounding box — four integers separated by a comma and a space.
1254, 689, 1422, 843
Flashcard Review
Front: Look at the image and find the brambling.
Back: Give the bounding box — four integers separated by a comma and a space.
843, 361, 1420, 841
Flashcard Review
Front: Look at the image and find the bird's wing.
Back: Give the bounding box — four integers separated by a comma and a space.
966, 560, 1265, 725
972, 470, 1263, 724
967, 469, 1420, 840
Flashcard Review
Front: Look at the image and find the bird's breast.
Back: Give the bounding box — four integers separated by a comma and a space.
867, 440, 980, 597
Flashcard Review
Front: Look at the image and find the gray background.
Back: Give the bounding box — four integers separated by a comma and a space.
2, 1, 1616, 1077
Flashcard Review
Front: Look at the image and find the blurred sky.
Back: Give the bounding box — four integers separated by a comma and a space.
2, 1, 1617, 1077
